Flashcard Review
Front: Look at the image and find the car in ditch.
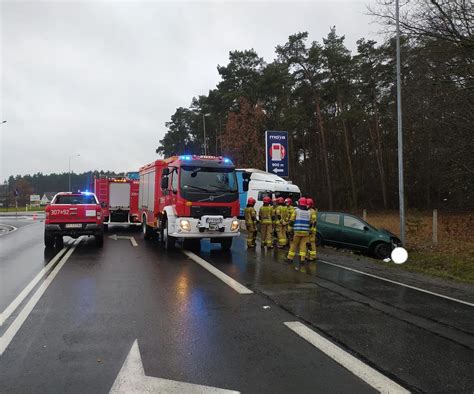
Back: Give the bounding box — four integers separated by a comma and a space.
316, 212, 402, 259
44, 192, 104, 248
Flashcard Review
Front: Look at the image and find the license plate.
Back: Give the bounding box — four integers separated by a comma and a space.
209, 223, 218, 231
65, 223, 82, 228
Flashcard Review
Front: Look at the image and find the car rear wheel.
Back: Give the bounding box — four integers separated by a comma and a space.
220, 237, 233, 251
44, 232, 55, 248
373, 242, 391, 259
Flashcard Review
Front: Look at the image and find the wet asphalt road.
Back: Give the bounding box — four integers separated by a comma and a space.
0, 224, 473, 393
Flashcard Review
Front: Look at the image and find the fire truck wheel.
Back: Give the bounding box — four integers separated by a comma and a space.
162, 220, 175, 250
142, 217, 153, 240
220, 237, 233, 251
44, 232, 55, 248
95, 232, 104, 247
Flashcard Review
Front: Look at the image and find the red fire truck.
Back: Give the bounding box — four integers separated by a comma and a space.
139, 155, 241, 250
94, 176, 140, 230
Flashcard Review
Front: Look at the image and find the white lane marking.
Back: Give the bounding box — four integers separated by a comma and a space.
285, 322, 409, 394
0, 246, 68, 326
319, 259, 474, 307
183, 251, 253, 295
0, 238, 82, 355
0, 224, 18, 236
108, 234, 138, 247
110, 339, 239, 393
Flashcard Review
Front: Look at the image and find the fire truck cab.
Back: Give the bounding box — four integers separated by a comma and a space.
139, 155, 241, 250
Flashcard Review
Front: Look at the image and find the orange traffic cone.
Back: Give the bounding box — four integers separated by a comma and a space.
33, 213, 37, 221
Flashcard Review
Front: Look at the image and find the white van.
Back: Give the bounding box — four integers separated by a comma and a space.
236, 169, 301, 218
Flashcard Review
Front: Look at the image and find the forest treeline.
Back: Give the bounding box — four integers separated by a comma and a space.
156, 1, 473, 211
1, 171, 120, 206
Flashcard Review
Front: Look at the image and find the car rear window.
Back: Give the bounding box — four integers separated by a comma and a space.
324, 213, 340, 225
53, 195, 97, 204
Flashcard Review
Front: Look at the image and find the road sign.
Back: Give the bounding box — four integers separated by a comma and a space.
30, 194, 40, 202
265, 131, 289, 177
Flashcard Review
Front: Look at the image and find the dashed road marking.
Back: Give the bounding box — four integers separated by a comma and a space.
0, 237, 82, 355
319, 259, 474, 307
183, 250, 253, 295
285, 321, 410, 394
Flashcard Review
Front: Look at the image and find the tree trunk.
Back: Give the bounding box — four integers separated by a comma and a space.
371, 99, 388, 209
315, 98, 333, 210
338, 98, 357, 209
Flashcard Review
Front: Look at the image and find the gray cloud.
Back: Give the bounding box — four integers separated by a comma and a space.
1, 0, 376, 180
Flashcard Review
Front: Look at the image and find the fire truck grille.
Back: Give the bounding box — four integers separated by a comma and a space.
190, 206, 231, 218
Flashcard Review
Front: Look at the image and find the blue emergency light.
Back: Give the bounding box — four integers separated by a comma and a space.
223, 157, 232, 164
179, 155, 193, 161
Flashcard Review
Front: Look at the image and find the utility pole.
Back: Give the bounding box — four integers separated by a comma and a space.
68, 154, 80, 192
193, 112, 211, 155
396, 0, 405, 245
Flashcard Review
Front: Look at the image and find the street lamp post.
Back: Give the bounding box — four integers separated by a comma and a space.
202, 113, 211, 155
396, 0, 405, 245
68, 154, 80, 192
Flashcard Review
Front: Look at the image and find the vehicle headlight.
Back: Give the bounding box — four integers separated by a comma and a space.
180, 219, 191, 231
230, 219, 240, 232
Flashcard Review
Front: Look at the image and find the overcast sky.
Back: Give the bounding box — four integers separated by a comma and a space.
1, 0, 378, 181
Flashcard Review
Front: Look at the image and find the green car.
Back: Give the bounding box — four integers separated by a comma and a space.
316, 212, 402, 259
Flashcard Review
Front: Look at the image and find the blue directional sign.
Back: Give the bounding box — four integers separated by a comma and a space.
265, 131, 289, 177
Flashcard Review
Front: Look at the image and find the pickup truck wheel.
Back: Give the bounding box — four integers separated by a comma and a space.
373, 242, 391, 259
95, 232, 104, 247
220, 237, 233, 251
55, 236, 64, 249
163, 220, 175, 250
142, 218, 153, 240
44, 232, 55, 248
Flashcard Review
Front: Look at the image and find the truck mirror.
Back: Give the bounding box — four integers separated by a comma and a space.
162, 168, 170, 176
161, 176, 169, 190
242, 179, 249, 192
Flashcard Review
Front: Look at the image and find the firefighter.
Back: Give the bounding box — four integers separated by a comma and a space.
286, 197, 311, 272
259, 196, 274, 248
271, 198, 278, 245
285, 198, 295, 243
275, 197, 289, 248
244, 197, 258, 248
306, 198, 317, 261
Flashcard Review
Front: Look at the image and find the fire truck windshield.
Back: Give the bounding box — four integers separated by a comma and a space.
180, 166, 238, 193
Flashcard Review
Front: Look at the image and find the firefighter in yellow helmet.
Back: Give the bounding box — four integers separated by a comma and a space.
259, 196, 274, 248
244, 197, 258, 248
306, 198, 317, 261
275, 197, 289, 248
287, 197, 311, 272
